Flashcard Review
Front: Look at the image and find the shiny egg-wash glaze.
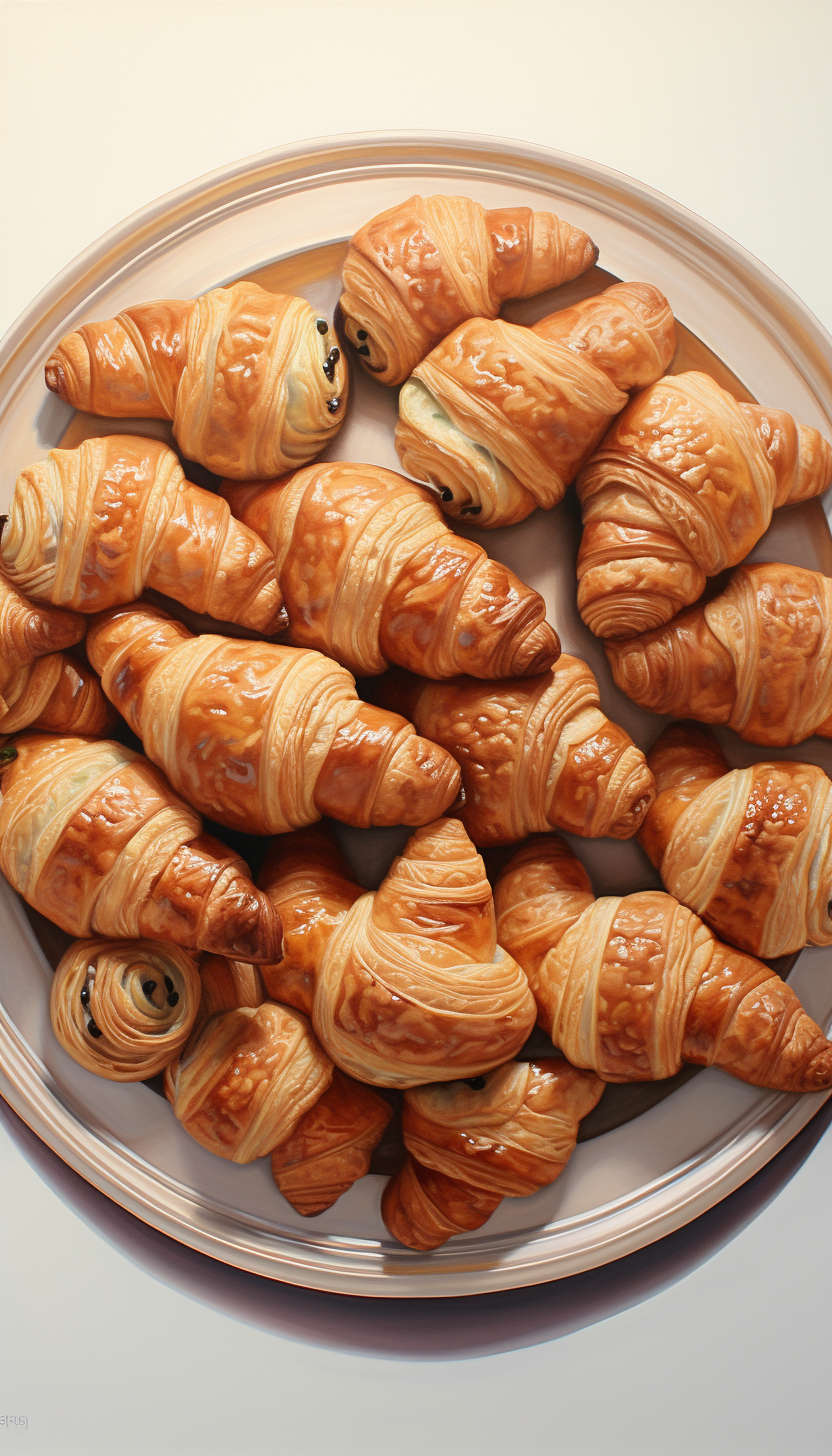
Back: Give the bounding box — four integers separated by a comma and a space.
606, 562, 832, 747
640, 722, 832, 959
396, 282, 676, 528
368, 659, 654, 845
0, 436, 285, 634
44, 282, 349, 479
0, 651, 115, 737
0, 574, 86, 672
496, 835, 832, 1090
0, 734, 282, 962
339, 193, 598, 385
86, 603, 461, 835
222, 461, 559, 678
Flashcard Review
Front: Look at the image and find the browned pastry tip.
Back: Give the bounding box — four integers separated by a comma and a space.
382, 1156, 501, 1251
271, 1068, 392, 1216
0, 572, 86, 668
0, 651, 116, 737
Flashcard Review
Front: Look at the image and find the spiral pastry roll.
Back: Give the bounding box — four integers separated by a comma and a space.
575, 371, 832, 638
271, 1069, 392, 1215
0, 573, 85, 673
640, 722, 832, 958
496, 835, 832, 1090
44, 282, 348, 478
163, 953, 265, 1104
0, 652, 114, 736
368, 659, 654, 845
222, 461, 559, 678
339, 193, 598, 385
382, 1059, 603, 1250
87, 604, 461, 834
606, 562, 832, 747
396, 282, 676, 527
51, 937, 201, 1080
0, 734, 282, 962
0, 436, 284, 634
170, 1002, 333, 1162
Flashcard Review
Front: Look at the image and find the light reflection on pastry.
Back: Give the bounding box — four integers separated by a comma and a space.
0, 573, 85, 673
271, 1068, 392, 1215
0, 651, 115, 737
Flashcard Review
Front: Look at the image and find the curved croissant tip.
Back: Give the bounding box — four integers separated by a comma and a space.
44, 360, 64, 397
508, 622, 561, 678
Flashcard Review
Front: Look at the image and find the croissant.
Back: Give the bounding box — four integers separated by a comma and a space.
0, 652, 115, 736
169, 1001, 333, 1162
86, 604, 461, 834
0, 734, 282, 962
606, 562, 832, 747
44, 282, 349, 478
162, 952, 265, 1104
258, 818, 536, 1088
50, 937, 201, 1080
0, 573, 85, 673
271, 1068, 392, 1216
339, 193, 598, 385
221, 461, 560, 678
396, 282, 676, 527
496, 834, 832, 1090
0, 436, 284, 634
640, 722, 832, 958
575, 371, 832, 638
367, 658, 655, 846
381, 1059, 603, 1250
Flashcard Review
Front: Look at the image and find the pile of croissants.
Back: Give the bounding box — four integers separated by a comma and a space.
4, 190, 832, 1254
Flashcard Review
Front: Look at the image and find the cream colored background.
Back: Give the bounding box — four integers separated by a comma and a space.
1, 2, 832, 1453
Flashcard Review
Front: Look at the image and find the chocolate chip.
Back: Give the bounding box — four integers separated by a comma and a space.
164, 976, 174, 993
327, 398, 341, 413
465, 1076, 487, 1090
142, 980, 157, 999
357, 329, 368, 340
357, 345, 370, 356
87, 1020, 102, 1039
316, 318, 328, 334
167, 992, 180, 1008
440, 488, 453, 502
80, 986, 90, 1007
461, 505, 482, 516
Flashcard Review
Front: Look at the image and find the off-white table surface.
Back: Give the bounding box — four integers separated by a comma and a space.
1, 3, 831, 1453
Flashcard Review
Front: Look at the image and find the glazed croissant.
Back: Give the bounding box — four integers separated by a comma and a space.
640, 722, 832, 958
339, 194, 597, 386
496, 835, 832, 1091
382, 1059, 603, 1250
86, 603, 461, 834
169, 1002, 333, 1162
271, 1068, 392, 1216
221, 461, 559, 678
396, 282, 676, 527
162, 952, 265, 1104
44, 282, 349, 478
51, 937, 201, 1080
575, 371, 832, 638
258, 818, 536, 1088
368, 658, 655, 846
606, 562, 832, 747
0, 573, 85, 673
0, 651, 114, 737
0, 734, 282, 962
0, 435, 284, 633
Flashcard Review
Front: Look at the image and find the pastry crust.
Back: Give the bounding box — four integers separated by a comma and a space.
640, 722, 832, 958
87, 603, 461, 834
222, 461, 559, 678
606, 561, 832, 746
0, 733, 282, 962
0, 572, 85, 673
44, 282, 348, 478
368, 659, 654, 845
0, 651, 115, 737
575, 371, 832, 638
271, 1068, 392, 1215
395, 282, 676, 527
0, 435, 284, 633
339, 193, 597, 385
496, 835, 832, 1089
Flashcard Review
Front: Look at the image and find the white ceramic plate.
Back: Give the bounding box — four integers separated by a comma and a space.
1, 132, 832, 1297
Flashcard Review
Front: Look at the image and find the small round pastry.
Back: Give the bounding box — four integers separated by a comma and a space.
50, 937, 201, 1080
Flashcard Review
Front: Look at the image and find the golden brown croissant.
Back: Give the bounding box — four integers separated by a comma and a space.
640, 721, 832, 958
0, 435, 284, 633
396, 282, 676, 527
271, 1068, 392, 1215
367, 658, 655, 846
0, 572, 85, 673
50, 937, 201, 1080
606, 562, 832, 747
44, 282, 348, 478
339, 193, 598, 386
496, 834, 832, 1090
258, 818, 536, 1087
382, 1058, 603, 1250
0, 733, 282, 962
162, 952, 265, 1104
575, 371, 832, 638
86, 603, 461, 834
221, 461, 560, 678
169, 1002, 333, 1162
0, 651, 115, 736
